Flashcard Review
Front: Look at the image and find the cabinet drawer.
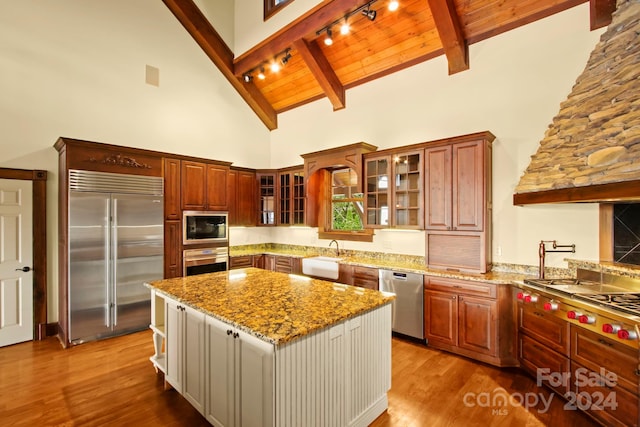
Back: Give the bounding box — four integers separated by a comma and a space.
518, 304, 570, 356
571, 326, 639, 394
229, 255, 253, 269
571, 362, 638, 427
518, 334, 570, 396
353, 266, 378, 290
426, 277, 496, 298
274, 256, 293, 273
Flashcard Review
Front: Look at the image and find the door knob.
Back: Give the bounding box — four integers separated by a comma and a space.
15, 266, 31, 272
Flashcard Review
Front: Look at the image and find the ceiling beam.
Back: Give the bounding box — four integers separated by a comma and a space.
426, 0, 469, 75
163, 0, 278, 130
590, 0, 616, 30
293, 39, 345, 111
233, 0, 365, 77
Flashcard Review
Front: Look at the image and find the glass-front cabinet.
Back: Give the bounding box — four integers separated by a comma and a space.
365, 150, 423, 229
257, 172, 276, 226
278, 168, 305, 225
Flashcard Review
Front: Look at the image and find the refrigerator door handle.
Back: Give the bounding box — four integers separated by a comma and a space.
104, 197, 111, 328
111, 197, 118, 328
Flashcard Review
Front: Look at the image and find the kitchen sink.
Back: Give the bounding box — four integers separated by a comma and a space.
301, 256, 341, 280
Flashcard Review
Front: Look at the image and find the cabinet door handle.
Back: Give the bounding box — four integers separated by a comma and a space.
634, 369, 640, 377
233, 332, 239, 339
227, 329, 233, 336
452, 296, 457, 300
597, 338, 613, 347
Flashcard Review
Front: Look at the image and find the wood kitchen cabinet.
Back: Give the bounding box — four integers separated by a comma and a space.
163, 157, 181, 220
181, 160, 230, 211
259, 255, 301, 274
517, 301, 570, 395
352, 266, 379, 290
424, 132, 494, 273
164, 220, 182, 278
229, 255, 254, 270
570, 326, 639, 427
278, 167, 305, 226
228, 167, 256, 226
257, 172, 276, 226
364, 150, 423, 229
424, 276, 515, 367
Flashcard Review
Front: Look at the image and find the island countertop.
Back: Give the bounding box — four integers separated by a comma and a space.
145, 267, 395, 345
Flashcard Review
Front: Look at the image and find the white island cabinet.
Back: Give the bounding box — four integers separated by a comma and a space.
146, 269, 394, 427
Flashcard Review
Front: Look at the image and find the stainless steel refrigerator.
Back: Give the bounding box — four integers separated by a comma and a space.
68, 170, 163, 344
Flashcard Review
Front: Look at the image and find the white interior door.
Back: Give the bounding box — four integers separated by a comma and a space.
0, 179, 33, 346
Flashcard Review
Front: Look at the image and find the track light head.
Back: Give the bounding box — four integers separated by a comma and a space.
388, 0, 399, 11
324, 28, 333, 46
281, 49, 292, 65
362, 8, 376, 21
242, 74, 253, 83
257, 67, 265, 80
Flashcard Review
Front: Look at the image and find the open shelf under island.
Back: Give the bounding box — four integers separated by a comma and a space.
145, 267, 395, 427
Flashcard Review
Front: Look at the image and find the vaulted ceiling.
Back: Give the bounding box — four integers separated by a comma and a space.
163, 0, 615, 130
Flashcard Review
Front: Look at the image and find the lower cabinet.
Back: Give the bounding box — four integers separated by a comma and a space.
165, 298, 206, 414
205, 315, 274, 427
424, 276, 516, 367
155, 294, 392, 427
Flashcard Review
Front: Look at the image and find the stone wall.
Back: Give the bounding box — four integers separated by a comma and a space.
515, 0, 640, 194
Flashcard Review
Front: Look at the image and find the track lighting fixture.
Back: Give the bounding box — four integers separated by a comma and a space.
270, 60, 280, 73
324, 28, 333, 46
362, 6, 376, 21
257, 67, 265, 80
340, 19, 350, 35
243, 74, 253, 83
281, 49, 292, 65
388, 0, 399, 11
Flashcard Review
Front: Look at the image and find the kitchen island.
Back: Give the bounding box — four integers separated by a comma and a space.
145, 267, 394, 427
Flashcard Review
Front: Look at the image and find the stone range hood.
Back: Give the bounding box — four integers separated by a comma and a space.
513, 0, 640, 205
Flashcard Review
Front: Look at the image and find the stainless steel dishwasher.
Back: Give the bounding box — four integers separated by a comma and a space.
379, 270, 424, 339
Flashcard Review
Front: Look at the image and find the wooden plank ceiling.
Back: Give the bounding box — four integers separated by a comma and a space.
163, 0, 615, 130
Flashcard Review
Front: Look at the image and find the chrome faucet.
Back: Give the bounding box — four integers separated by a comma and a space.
329, 239, 340, 256
538, 240, 575, 279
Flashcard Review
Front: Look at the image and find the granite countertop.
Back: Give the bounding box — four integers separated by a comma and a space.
230, 247, 536, 285
146, 267, 395, 346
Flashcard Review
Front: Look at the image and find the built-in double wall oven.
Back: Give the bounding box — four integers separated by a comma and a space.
182, 211, 228, 276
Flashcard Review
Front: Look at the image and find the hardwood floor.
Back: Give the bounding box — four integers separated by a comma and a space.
0, 331, 599, 426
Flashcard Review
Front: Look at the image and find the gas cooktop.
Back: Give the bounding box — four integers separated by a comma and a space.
523, 278, 632, 295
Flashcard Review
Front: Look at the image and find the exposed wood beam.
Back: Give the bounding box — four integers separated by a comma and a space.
590, 0, 616, 30
234, 0, 364, 76
293, 39, 345, 111
163, 0, 277, 130
426, 0, 469, 75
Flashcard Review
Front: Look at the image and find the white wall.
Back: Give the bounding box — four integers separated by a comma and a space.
269, 3, 604, 268
234, 0, 321, 55
0, 0, 271, 323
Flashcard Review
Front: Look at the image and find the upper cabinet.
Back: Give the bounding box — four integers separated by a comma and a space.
257, 171, 276, 226
228, 167, 256, 226
365, 150, 423, 229
278, 167, 305, 226
425, 139, 489, 232
164, 157, 182, 221
181, 160, 230, 211
424, 132, 494, 273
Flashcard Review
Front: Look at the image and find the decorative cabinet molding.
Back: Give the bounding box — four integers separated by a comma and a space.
54, 137, 163, 177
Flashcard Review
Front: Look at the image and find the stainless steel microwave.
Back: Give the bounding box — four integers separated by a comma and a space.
183, 211, 228, 245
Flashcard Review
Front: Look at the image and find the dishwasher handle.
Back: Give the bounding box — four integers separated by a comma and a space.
392, 272, 407, 280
